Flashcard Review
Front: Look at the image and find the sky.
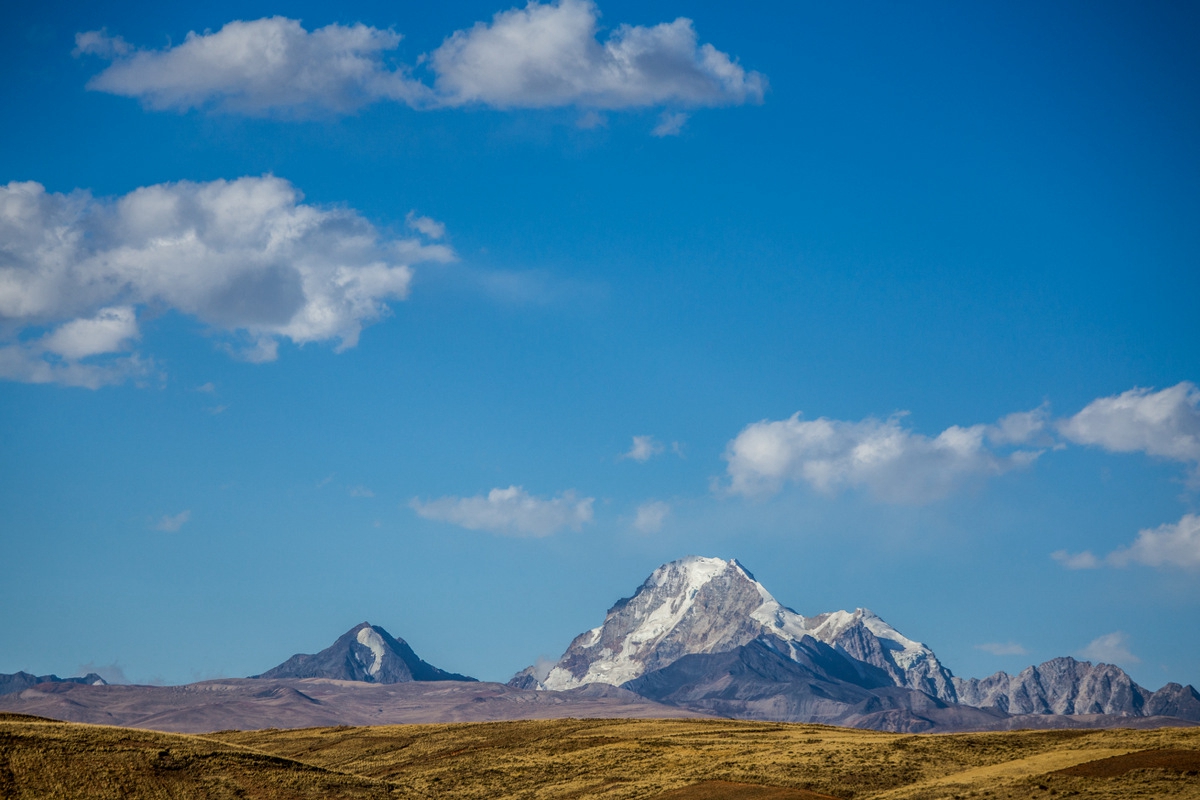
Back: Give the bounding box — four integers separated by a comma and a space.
1, 0, 1198, 691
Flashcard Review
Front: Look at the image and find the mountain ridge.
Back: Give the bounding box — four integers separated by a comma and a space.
511, 555, 1199, 726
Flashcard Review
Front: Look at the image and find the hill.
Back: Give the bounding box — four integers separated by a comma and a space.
3, 715, 1198, 799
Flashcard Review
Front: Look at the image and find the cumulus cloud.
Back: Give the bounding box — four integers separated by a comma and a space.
154, 510, 191, 532
1079, 631, 1140, 666
633, 500, 671, 533
622, 435, 663, 462
0, 177, 452, 386
410, 485, 594, 537
77, 1, 764, 122
77, 18, 429, 114
1059, 382, 1200, 466
431, 0, 764, 109
1053, 514, 1200, 572
975, 642, 1029, 656
1108, 513, 1200, 570
723, 410, 1043, 504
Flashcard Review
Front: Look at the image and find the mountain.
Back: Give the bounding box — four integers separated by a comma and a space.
253, 622, 476, 684
622, 638, 1006, 733
954, 657, 1200, 721
513, 556, 956, 702
0, 671, 107, 697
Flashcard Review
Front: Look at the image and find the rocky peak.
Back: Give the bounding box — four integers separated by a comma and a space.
253, 622, 475, 684
524, 556, 957, 702
953, 656, 1151, 715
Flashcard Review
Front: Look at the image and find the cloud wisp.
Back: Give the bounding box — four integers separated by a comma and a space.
723, 409, 1046, 504
1053, 513, 1200, 572
410, 485, 594, 537
975, 642, 1029, 656
0, 177, 452, 386
154, 510, 191, 532
632, 500, 671, 533
1078, 631, 1140, 666
76, 1, 765, 123
621, 435, 664, 462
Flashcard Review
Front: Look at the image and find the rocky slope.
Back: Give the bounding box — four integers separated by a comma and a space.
954, 657, 1200, 720
253, 622, 475, 684
513, 556, 957, 701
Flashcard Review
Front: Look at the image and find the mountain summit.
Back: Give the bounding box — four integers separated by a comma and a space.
253, 622, 475, 684
512, 556, 956, 701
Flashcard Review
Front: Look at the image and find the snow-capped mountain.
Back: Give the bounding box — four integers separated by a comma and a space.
511, 556, 956, 702
253, 622, 475, 684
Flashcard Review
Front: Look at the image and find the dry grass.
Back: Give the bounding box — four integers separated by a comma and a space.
2, 716, 1198, 799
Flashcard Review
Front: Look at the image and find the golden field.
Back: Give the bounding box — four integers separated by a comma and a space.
1, 712, 1198, 799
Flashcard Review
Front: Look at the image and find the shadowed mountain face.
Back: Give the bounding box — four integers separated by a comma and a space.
253, 622, 475, 684
622, 638, 1007, 733
0, 672, 107, 697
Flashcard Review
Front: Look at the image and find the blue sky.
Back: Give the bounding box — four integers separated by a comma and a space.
1, 0, 1198, 690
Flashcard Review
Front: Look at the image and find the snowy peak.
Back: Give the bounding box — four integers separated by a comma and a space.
253, 622, 475, 684
542, 557, 768, 690
523, 556, 957, 702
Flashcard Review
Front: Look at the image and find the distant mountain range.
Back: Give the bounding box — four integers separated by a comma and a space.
2, 555, 1197, 733
0, 671, 107, 696
510, 556, 1200, 729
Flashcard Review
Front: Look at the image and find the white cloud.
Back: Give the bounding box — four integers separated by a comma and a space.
975, 642, 1029, 656
349, 486, 375, 498
988, 405, 1050, 446
723, 410, 1042, 504
38, 305, 139, 360
1053, 513, 1200, 572
0, 177, 452, 386
406, 211, 446, 240
1051, 549, 1101, 570
195, 382, 216, 393
1079, 631, 1140, 666
622, 435, 663, 462
431, 0, 764, 110
410, 485, 594, 537
651, 111, 688, 137
78, 18, 429, 114
72, 29, 131, 59
78, 2, 765, 121
633, 500, 671, 533
154, 510, 191, 532
1058, 382, 1200, 464
1107, 513, 1200, 570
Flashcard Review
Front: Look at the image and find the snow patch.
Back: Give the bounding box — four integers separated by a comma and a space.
356, 626, 387, 677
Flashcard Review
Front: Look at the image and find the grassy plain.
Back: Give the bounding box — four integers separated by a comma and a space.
2, 713, 1197, 799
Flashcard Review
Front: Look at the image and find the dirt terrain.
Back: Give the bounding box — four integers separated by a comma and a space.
2, 713, 1198, 799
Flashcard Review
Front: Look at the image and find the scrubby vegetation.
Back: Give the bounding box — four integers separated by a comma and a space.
2, 714, 1197, 799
